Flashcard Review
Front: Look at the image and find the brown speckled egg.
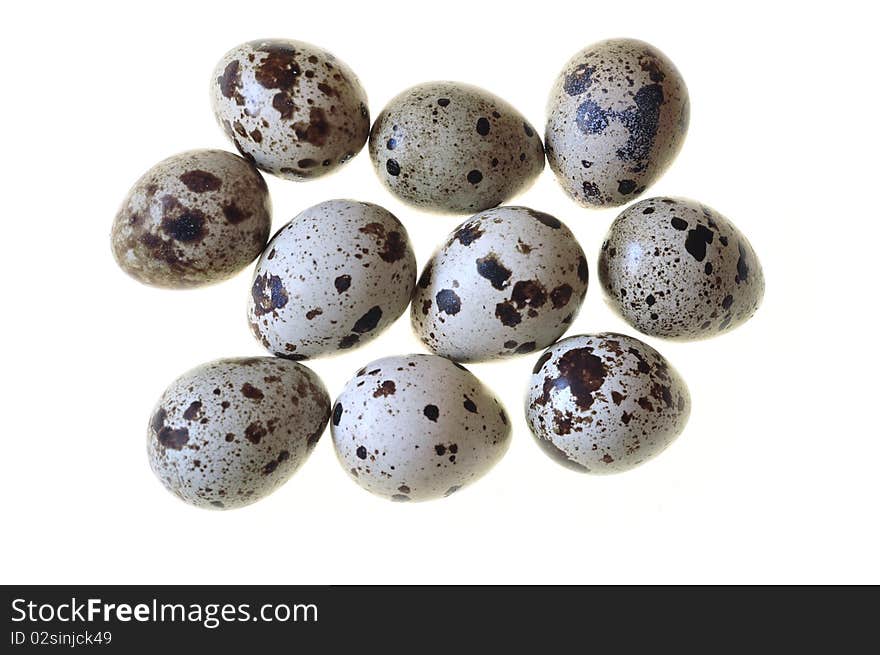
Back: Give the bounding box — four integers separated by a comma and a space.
545, 38, 689, 207
526, 333, 690, 473
248, 200, 416, 359
368, 82, 545, 214
598, 197, 764, 340
111, 149, 271, 288
412, 206, 589, 362
147, 357, 330, 510
210, 39, 370, 180
331, 355, 511, 502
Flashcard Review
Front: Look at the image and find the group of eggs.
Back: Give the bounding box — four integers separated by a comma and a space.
111, 37, 764, 508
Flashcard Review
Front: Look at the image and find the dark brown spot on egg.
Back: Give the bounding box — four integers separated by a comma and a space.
550, 284, 573, 309
241, 383, 264, 400
293, 107, 330, 146
542, 347, 606, 410
179, 170, 222, 193
245, 421, 267, 444
223, 203, 250, 224
183, 401, 202, 421
373, 380, 396, 397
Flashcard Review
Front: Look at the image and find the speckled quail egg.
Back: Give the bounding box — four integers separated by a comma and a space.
210, 39, 370, 180
526, 333, 690, 473
111, 149, 271, 288
545, 38, 689, 207
147, 357, 330, 509
248, 200, 417, 359
331, 354, 511, 501
598, 197, 764, 340
412, 206, 589, 362
369, 82, 545, 214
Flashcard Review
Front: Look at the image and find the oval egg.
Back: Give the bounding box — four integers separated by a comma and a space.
147, 357, 330, 509
526, 333, 690, 473
332, 354, 511, 501
369, 81, 545, 214
111, 149, 271, 288
412, 206, 589, 361
210, 39, 370, 180
248, 200, 417, 359
545, 38, 689, 207
598, 197, 764, 339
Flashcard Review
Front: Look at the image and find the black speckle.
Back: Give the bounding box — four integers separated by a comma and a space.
386, 159, 401, 176
645, 294, 656, 306
162, 210, 205, 243
722, 294, 734, 310
437, 98, 450, 107
338, 334, 360, 349
523, 122, 535, 137
467, 170, 483, 184
684, 224, 714, 262
334, 274, 351, 293
252, 274, 289, 316
736, 243, 751, 283
453, 221, 484, 246
356, 446, 367, 460
495, 301, 521, 327
532, 351, 553, 374
436, 289, 461, 315
564, 64, 595, 96
583, 181, 601, 198
671, 217, 688, 231
352, 306, 382, 333
386, 138, 397, 150
476, 253, 512, 290
526, 208, 561, 229
476, 117, 490, 135
463, 396, 477, 413
332, 402, 343, 426
617, 179, 637, 195
423, 404, 439, 422
515, 342, 536, 354
577, 256, 589, 284
417, 262, 433, 289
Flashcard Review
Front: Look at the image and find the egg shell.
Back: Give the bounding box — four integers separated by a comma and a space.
210, 39, 370, 180
412, 206, 589, 362
147, 357, 330, 509
331, 354, 511, 502
111, 149, 271, 288
598, 197, 764, 340
248, 200, 417, 359
369, 81, 545, 214
526, 333, 690, 473
545, 38, 689, 207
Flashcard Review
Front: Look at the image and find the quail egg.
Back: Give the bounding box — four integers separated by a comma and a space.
210, 39, 370, 180
546, 38, 689, 207
111, 149, 271, 288
526, 333, 690, 473
248, 200, 417, 359
369, 81, 545, 213
331, 354, 511, 501
147, 357, 330, 509
598, 197, 764, 339
412, 206, 588, 361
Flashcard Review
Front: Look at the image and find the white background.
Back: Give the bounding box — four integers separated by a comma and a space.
1, 1, 876, 584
